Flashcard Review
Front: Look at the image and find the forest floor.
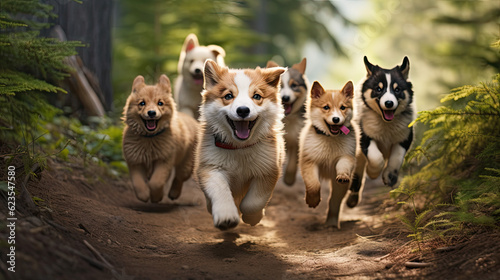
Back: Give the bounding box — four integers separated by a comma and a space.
1, 156, 499, 280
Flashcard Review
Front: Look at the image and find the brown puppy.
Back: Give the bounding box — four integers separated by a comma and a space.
122, 74, 198, 203
299, 81, 356, 228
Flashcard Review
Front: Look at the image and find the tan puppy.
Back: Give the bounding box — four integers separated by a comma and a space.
299, 81, 356, 228
267, 58, 309, 186
122, 74, 198, 203
194, 60, 286, 230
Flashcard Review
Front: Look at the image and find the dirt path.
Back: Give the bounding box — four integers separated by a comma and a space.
9, 159, 409, 280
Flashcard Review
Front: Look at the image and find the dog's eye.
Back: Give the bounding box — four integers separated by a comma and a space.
340, 105, 346, 110
253, 94, 262, 100
224, 93, 234, 100
158, 101, 164, 106
376, 87, 382, 93
394, 87, 400, 93
291, 83, 298, 90
139, 101, 145, 106
323, 105, 330, 110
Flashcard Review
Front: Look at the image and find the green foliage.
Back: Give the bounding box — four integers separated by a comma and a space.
41, 116, 127, 176
0, 0, 81, 176
395, 69, 500, 245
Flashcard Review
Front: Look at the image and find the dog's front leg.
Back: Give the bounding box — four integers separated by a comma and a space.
364, 138, 384, 179
240, 176, 277, 226
284, 142, 298, 186
202, 170, 239, 230
383, 129, 413, 187
301, 161, 321, 208
129, 164, 150, 202
149, 160, 174, 203
326, 155, 355, 228
346, 152, 366, 208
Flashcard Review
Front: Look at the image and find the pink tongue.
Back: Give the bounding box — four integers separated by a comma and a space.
234, 121, 250, 140
146, 120, 156, 130
194, 78, 203, 85
383, 110, 394, 120
340, 125, 350, 135
284, 104, 292, 115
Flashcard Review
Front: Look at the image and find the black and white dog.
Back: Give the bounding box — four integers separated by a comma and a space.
347, 56, 415, 208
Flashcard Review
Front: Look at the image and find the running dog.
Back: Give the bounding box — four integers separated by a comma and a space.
299, 80, 356, 229
346, 56, 415, 208
122, 75, 198, 203
174, 33, 226, 119
194, 60, 286, 230
267, 58, 309, 186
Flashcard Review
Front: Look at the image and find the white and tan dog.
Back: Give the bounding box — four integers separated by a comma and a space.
299, 81, 356, 229
194, 60, 286, 230
174, 33, 226, 119
267, 58, 309, 186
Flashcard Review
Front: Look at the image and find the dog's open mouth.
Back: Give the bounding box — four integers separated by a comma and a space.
143, 119, 158, 131
226, 116, 258, 140
282, 101, 294, 115
191, 73, 204, 85
382, 110, 395, 121
325, 121, 342, 135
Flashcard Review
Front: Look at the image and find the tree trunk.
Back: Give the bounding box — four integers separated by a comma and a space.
41, 0, 114, 111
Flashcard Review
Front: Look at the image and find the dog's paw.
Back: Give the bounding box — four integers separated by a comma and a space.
134, 188, 150, 203
242, 210, 264, 226
214, 215, 240, 231
336, 173, 350, 184
346, 192, 359, 208
325, 215, 340, 229
284, 171, 296, 186
383, 169, 399, 187
212, 203, 240, 231
167, 187, 181, 201
305, 191, 321, 208
366, 157, 384, 179
149, 188, 164, 203
132, 184, 150, 202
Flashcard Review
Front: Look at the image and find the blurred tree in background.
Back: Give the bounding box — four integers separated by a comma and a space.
365, 0, 499, 109
112, 0, 350, 108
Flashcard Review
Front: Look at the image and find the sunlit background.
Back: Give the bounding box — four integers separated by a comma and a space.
112, 0, 499, 112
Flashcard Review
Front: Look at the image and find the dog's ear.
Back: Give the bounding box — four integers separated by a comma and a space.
203, 59, 224, 90
364, 56, 375, 76
292, 58, 307, 74
178, 34, 199, 73
399, 56, 410, 80
207, 45, 226, 67
341, 81, 354, 99
183, 33, 199, 53
261, 67, 286, 88
310, 81, 325, 99
158, 74, 171, 92
132, 75, 145, 94
266, 60, 280, 68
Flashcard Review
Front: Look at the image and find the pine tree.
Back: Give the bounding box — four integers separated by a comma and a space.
0, 0, 81, 142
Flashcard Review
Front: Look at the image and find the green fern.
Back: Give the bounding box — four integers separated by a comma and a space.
396, 57, 500, 245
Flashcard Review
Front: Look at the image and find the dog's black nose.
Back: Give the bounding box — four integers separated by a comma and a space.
194, 68, 202, 74
332, 117, 340, 124
385, 100, 394, 109
148, 110, 156, 117
282, 95, 290, 103
236, 106, 250, 118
